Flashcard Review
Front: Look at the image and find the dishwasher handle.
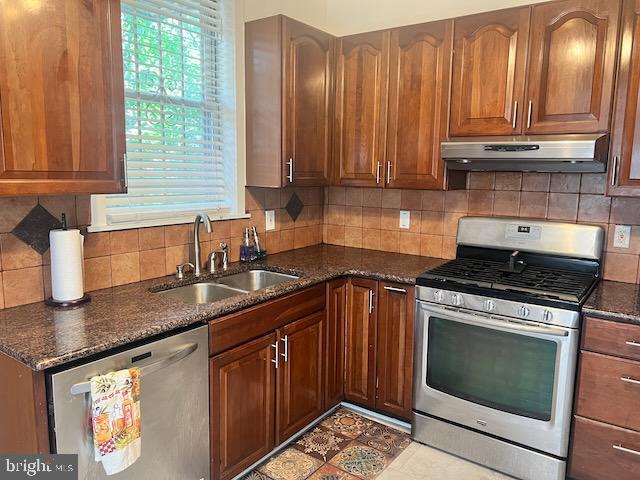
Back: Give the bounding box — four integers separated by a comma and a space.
70, 343, 198, 395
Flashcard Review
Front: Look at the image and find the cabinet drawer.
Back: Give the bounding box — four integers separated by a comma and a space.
575, 351, 640, 431
209, 284, 326, 355
569, 416, 640, 480
582, 317, 640, 361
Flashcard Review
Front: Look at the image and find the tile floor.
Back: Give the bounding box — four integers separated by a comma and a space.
242, 407, 515, 480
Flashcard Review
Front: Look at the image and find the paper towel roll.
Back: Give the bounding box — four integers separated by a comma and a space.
50, 229, 85, 302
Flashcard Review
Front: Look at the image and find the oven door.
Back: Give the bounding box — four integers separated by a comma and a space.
413, 300, 579, 457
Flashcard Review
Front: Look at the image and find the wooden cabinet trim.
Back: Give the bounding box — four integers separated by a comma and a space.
325, 279, 347, 408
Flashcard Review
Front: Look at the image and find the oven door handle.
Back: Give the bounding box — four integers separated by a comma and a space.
419, 303, 569, 338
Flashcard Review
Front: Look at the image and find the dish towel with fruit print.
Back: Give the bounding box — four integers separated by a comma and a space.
90, 368, 141, 475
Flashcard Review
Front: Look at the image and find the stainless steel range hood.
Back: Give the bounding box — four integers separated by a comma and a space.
441, 133, 609, 173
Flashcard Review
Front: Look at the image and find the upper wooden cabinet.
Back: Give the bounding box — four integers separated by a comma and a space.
526, 0, 621, 134
608, 0, 640, 196
386, 21, 453, 189
334, 31, 390, 187
0, 0, 125, 196
245, 15, 333, 187
450, 8, 531, 136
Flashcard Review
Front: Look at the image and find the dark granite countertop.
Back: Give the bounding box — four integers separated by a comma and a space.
0, 245, 444, 370
583, 280, 640, 326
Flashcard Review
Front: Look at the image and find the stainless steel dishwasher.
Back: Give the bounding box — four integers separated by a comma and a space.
49, 325, 210, 480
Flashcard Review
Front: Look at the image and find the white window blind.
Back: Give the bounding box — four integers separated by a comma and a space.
90, 0, 242, 231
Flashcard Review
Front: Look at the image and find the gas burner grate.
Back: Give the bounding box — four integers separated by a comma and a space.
423, 258, 596, 302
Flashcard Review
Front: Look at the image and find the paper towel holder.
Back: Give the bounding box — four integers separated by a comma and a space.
45, 294, 91, 308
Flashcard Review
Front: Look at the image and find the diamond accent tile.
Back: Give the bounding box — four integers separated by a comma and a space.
285, 192, 304, 222
12, 204, 62, 254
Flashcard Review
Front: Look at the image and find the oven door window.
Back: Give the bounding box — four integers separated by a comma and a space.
427, 317, 557, 421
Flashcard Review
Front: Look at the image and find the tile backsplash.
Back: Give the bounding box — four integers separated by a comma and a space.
2, 172, 639, 310
322, 172, 640, 285
0, 187, 323, 309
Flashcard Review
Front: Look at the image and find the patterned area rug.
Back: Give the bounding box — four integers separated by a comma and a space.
242, 408, 410, 480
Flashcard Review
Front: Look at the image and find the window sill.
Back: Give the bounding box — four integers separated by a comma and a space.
87, 212, 252, 233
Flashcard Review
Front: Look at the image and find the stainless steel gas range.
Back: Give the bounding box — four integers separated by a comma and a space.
412, 217, 605, 480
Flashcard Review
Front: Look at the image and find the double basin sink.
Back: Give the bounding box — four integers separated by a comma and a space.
157, 270, 299, 304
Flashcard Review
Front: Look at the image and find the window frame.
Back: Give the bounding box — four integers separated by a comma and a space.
88, 0, 247, 233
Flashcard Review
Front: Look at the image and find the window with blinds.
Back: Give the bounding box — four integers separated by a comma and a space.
90, 0, 241, 231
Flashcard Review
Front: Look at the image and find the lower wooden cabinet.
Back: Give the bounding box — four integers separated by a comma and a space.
344, 278, 378, 407
570, 416, 640, 480
325, 279, 347, 408
569, 316, 640, 480
343, 278, 415, 420
375, 282, 415, 420
277, 311, 325, 443
210, 333, 276, 480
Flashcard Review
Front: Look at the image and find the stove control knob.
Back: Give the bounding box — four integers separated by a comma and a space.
483, 300, 495, 312
542, 310, 554, 322
432, 290, 444, 302
451, 293, 464, 306
518, 306, 530, 318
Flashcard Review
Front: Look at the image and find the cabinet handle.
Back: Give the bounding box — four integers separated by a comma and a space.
611, 156, 619, 187
621, 376, 640, 386
376, 161, 381, 184
626, 340, 640, 347
386, 161, 391, 184
368, 289, 374, 314
526, 100, 533, 129
271, 341, 279, 369
613, 444, 640, 457
512, 101, 518, 129
281, 334, 288, 363
383, 286, 407, 293
286, 158, 294, 183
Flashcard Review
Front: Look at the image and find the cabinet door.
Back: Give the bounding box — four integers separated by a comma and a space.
344, 278, 377, 407
376, 283, 415, 420
0, 0, 125, 196
450, 8, 530, 136
210, 333, 276, 480
277, 311, 325, 443
608, 0, 640, 196
325, 279, 347, 408
284, 18, 333, 186
525, 0, 620, 134
334, 31, 390, 187
386, 21, 452, 189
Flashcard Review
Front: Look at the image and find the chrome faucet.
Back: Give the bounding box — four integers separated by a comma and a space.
193, 213, 212, 276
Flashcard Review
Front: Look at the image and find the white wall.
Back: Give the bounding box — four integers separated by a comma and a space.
243, 0, 329, 30
243, 0, 550, 35
325, 0, 549, 35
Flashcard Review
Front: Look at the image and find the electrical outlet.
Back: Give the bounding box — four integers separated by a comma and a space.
265, 210, 276, 231
614, 225, 631, 248
399, 210, 410, 229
